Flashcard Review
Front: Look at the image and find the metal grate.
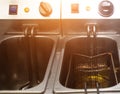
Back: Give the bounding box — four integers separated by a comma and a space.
65, 52, 118, 89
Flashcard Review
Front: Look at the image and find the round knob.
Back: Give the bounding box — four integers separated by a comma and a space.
98, 0, 114, 17
39, 2, 52, 17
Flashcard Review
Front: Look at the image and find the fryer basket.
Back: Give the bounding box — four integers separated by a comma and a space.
65, 53, 118, 89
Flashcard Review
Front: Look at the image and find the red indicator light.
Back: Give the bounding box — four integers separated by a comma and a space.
71, 3, 79, 13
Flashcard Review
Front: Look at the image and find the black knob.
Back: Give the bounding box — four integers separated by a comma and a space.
39, 2, 52, 17
98, 0, 114, 17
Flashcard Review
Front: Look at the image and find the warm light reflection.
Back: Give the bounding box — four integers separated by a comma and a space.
47, 0, 61, 18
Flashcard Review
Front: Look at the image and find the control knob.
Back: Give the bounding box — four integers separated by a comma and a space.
98, 0, 114, 17
39, 2, 52, 17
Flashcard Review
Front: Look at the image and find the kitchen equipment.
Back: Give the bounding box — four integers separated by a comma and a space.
0, 0, 60, 93
54, 0, 120, 94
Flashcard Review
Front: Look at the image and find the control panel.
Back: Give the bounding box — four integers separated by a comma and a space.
0, 0, 60, 19
0, 0, 120, 19
61, 0, 120, 19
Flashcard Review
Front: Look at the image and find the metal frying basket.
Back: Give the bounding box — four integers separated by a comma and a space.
65, 52, 118, 89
